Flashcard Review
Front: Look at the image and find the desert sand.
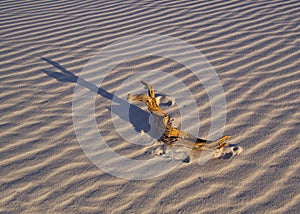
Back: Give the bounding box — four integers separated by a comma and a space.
1, 0, 299, 213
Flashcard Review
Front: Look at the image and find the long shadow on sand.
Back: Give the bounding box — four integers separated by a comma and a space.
41, 57, 151, 135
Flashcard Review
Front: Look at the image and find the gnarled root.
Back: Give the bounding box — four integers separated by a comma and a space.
128, 81, 241, 162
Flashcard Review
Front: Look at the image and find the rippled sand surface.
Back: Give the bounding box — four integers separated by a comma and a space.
1, 1, 299, 213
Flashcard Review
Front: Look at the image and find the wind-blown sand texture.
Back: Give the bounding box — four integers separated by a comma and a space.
1, 0, 299, 213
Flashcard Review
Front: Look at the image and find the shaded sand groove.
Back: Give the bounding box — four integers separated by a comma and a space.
1, 0, 299, 213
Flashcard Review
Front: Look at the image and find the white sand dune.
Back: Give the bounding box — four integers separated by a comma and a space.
1, 0, 299, 213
